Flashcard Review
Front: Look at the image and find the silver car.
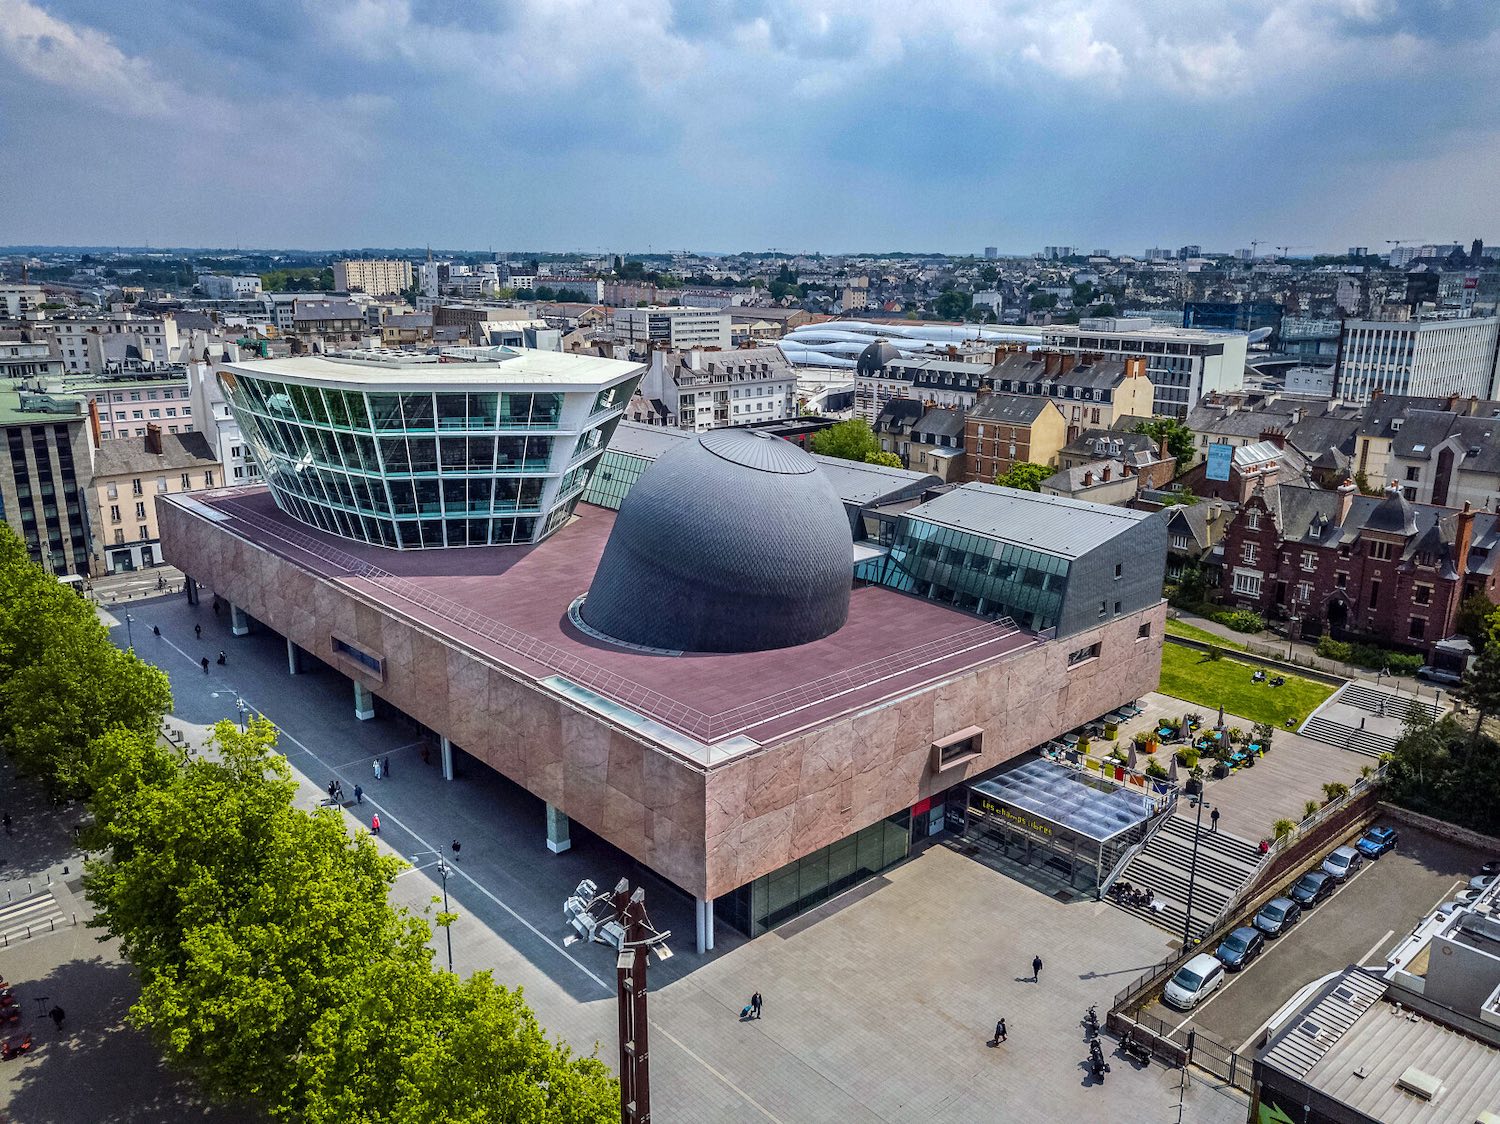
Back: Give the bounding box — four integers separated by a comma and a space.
1322, 846, 1363, 882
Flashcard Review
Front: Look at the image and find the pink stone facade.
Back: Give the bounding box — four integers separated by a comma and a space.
161, 497, 1165, 901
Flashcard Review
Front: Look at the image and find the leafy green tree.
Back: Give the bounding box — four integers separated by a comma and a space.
864, 451, 903, 468
0, 528, 171, 794
933, 290, 972, 320
994, 462, 1051, 491
809, 419, 881, 462
1455, 593, 1498, 646
1132, 418, 1196, 463
1455, 607, 1500, 744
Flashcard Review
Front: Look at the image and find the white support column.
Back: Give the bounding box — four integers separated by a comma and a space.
695, 898, 709, 954
705, 897, 714, 951
286, 638, 302, 675
353, 680, 375, 721
545, 803, 571, 854
439, 736, 455, 781
230, 603, 249, 637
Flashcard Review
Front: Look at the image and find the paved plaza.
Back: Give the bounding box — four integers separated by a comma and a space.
2, 589, 1249, 1123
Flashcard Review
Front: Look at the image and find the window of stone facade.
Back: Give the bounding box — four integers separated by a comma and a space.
1137, 622, 1151, 639
1245, 510, 1261, 531
1408, 617, 1425, 639
1414, 584, 1432, 606
1067, 642, 1102, 666
1242, 542, 1258, 565
1368, 541, 1393, 561
1301, 551, 1317, 571
1232, 571, 1262, 597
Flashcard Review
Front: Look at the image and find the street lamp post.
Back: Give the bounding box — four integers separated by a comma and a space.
411, 851, 454, 973
124, 613, 135, 650
235, 697, 248, 733
1181, 792, 1207, 949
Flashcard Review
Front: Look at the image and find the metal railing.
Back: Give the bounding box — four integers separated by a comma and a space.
215, 500, 1027, 742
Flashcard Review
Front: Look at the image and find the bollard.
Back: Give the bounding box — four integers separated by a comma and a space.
49, 919, 54, 931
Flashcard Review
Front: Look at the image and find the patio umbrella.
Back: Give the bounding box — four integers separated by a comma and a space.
1127, 741, 1138, 770
1216, 702, 1225, 729
1168, 753, 1179, 782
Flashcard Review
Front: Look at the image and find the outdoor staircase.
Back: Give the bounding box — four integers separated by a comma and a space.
1336, 684, 1442, 722
0, 888, 66, 945
1109, 812, 1263, 944
1298, 716, 1397, 759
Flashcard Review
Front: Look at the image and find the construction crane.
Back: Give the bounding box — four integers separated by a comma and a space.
1248, 239, 1265, 258
1274, 244, 1309, 259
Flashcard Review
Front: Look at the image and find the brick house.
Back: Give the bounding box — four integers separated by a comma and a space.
1219, 479, 1500, 654
962, 392, 1066, 483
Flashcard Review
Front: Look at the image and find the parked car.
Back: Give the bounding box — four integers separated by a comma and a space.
1163, 953, 1226, 1010
1290, 870, 1336, 907
1356, 826, 1398, 859
1253, 897, 1302, 938
1322, 846, 1364, 882
1469, 875, 1497, 892
1416, 665, 1463, 686
1215, 926, 1265, 971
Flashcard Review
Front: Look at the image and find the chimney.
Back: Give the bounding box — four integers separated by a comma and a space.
87, 397, 102, 449
1124, 355, 1148, 379
1259, 428, 1286, 449
145, 423, 163, 455
947, 344, 958, 358
1043, 352, 1061, 377
1446, 393, 1460, 412
1290, 406, 1303, 425
1469, 395, 1480, 416
1057, 353, 1077, 377
1456, 501, 1476, 577
1336, 477, 1357, 524
1101, 464, 1112, 482
1082, 470, 1094, 487
1157, 435, 1170, 461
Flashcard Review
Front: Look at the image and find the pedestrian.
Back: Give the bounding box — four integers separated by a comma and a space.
382, 755, 391, 778
373, 758, 382, 782
212, 599, 220, 616
334, 781, 344, 804
328, 780, 337, 801
371, 813, 380, 835
2, 812, 11, 836
151, 625, 160, 637
1032, 955, 1043, 982
201, 657, 210, 674
451, 839, 461, 860
353, 784, 363, 805
1210, 807, 1220, 833
48, 1006, 64, 1031
994, 1018, 1007, 1044
195, 623, 202, 639
751, 992, 762, 1019
216, 650, 225, 666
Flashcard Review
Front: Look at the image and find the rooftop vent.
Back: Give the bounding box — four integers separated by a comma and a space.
1396, 1066, 1443, 1101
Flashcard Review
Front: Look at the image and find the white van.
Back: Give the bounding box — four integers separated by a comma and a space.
1163, 953, 1226, 1011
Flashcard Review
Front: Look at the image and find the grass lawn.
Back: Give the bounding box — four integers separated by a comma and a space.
1157, 643, 1336, 727
1164, 618, 1247, 649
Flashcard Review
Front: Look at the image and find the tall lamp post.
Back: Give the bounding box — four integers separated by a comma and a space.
124, 613, 135, 650
411, 851, 454, 973
1181, 792, 1208, 949
235, 697, 248, 732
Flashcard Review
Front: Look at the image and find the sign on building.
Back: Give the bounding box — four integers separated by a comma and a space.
1206, 442, 1233, 482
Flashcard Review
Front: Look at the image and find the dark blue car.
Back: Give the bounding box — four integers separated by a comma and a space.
1215, 926, 1265, 971
1357, 826, 1398, 859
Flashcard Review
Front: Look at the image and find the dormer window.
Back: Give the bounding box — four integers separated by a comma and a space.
1391, 419, 1403, 432
1246, 510, 1261, 531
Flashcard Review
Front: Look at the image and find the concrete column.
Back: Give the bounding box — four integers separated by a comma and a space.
185, 578, 199, 606
230, 603, 249, 637
286, 638, 302, 676
695, 897, 715, 954
353, 680, 375, 721
545, 803, 571, 854
439, 736, 455, 781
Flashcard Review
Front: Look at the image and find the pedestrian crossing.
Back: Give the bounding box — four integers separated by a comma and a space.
0, 888, 67, 944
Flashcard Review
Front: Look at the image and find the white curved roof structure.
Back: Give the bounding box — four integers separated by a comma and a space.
778, 320, 1043, 369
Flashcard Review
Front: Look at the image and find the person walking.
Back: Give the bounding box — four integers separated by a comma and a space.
216, 650, 226, 666
353, 784, 363, 806
993, 1018, 1007, 1044
1210, 807, 1221, 834
328, 780, 338, 802
1032, 955, 1043, 982
152, 625, 160, 637
451, 839, 462, 861
201, 657, 210, 674
382, 755, 391, 779
48, 1006, 64, 1031
373, 758, 382, 782
750, 992, 762, 1019
371, 813, 381, 835
195, 623, 202, 640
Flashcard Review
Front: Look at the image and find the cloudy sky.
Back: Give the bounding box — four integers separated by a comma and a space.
2, 0, 1497, 254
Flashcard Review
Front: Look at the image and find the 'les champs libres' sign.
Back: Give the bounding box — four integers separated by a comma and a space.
973, 794, 1053, 837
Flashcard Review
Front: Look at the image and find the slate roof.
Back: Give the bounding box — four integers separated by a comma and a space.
988, 351, 1134, 391
907, 481, 1154, 559
911, 407, 966, 442
1389, 410, 1500, 476
92, 431, 218, 476
967, 392, 1052, 425
873, 398, 925, 435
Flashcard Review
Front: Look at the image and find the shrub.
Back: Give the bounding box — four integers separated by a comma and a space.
1145, 759, 1168, 779
1387, 653, 1423, 675
1303, 799, 1320, 820
1316, 636, 1352, 661
1204, 645, 1224, 662
1349, 643, 1386, 669
1322, 781, 1350, 804
1273, 818, 1296, 839
1220, 609, 1265, 634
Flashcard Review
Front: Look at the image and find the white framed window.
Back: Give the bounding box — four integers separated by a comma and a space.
1232, 569, 1262, 597
1245, 510, 1261, 531
1242, 542, 1258, 565
1301, 551, 1317, 571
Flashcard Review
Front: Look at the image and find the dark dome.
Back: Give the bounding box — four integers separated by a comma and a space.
856, 339, 902, 376
581, 428, 852, 653
1367, 486, 1418, 536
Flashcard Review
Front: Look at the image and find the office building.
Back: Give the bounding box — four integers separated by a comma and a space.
983, 247, 999, 259
200, 275, 263, 300
0, 381, 93, 575
638, 348, 795, 431
160, 425, 1165, 950
332, 259, 414, 297
90, 426, 221, 573
1335, 316, 1500, 404
613, 306, 731, 351
215, 347, 643, 549
1043, 318, 1247, 417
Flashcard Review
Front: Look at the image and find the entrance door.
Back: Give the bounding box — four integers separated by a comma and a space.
112, 551, 135, 573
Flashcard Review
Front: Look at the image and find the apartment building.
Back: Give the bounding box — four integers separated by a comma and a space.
963, 392, 1066, 484
0, 284, 46, 319
200, 275, 263, 299
0, 382, 93, 575
613, 306, 731, 351
0, 339, 64, 381
988, 351, 1156, 442
332, 259, 414, 296
90, 425, 221, 573
1042, 317, 1246, 417
67, 373, 194, 441
290, 299, 370, 349
638, 348, 795, 431
34, 314, 181, 374
1335, 316, 1500, 404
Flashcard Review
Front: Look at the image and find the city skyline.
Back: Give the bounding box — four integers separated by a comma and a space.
2, 0, 1497, 253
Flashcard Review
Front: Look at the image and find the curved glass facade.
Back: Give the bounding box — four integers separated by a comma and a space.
219, 361, 638, 549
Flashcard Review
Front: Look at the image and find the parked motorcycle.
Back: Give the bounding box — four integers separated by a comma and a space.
1122, 1031, 1152, 1066
1088, 1037, 1110, 1082
1083, 1005, 1099, 1039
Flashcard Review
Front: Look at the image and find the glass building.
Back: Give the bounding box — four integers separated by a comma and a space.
218, 349, 643, 548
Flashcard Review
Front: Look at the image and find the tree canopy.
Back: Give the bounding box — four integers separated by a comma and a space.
809, 419, 881, 463
1454, 605, 1500, 745
864, 451, 904, 468
994, 462, 1051, 491
1132, 417, 1196, 464
933, 290, 972, 321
